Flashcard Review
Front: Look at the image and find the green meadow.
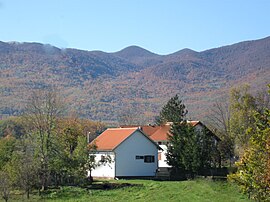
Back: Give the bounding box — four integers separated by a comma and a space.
3, 179, 250, 202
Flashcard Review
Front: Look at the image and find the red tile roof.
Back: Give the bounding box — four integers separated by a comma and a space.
142, 125, 171, 142
120, 121, 217, 142
140, 125, 160, 136
121, 121, 203, 142
91, 127, 138, 151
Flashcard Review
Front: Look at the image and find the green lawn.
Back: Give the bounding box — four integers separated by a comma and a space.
3, 179, 250, 202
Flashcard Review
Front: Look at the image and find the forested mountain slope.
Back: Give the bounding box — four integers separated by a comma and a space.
0, 37, 269, 124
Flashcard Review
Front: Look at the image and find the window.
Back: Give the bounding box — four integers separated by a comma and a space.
136, 155, 144, 160
144, 155, 155, 163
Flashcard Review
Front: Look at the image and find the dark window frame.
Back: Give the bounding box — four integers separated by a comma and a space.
135, 155, 144, 160
144, 155, 155, 163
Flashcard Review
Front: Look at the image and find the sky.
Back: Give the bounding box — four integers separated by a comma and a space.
0, 0, 269, 55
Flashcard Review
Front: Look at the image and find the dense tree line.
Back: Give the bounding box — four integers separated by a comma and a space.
0, 90, 105, 200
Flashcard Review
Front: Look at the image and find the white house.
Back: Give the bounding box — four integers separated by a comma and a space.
89, 127, 160, 178
122, 121, 220, 168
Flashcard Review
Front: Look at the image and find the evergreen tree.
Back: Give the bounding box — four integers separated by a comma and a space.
155, 94, 187, 125
167, 123, 218, 176
166, 122, 200, 173
160, 95, 219, 177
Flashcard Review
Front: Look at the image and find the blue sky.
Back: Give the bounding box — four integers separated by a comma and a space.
0, 0, 269, 54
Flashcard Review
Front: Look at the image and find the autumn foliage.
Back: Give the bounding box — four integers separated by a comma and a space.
229, 85, 270, 201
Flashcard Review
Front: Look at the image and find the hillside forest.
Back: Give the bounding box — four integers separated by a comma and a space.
0, 37, 270, 124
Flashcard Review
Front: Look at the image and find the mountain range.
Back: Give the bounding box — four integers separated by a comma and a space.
0, 37, 269, 125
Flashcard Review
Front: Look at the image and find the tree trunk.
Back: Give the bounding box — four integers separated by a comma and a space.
89, 169, 93, 184
4, 196, 8, 202
27, 189, 30, 199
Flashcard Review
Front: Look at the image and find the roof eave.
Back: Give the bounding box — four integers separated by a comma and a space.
92, 149, 114, 152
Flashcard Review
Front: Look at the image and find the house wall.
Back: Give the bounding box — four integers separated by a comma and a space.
90, 151, 115, 178
158, 145, 171, 168
115, 131, 158, 177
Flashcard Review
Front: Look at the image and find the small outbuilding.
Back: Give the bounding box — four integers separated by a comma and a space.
89, 127, 160, 179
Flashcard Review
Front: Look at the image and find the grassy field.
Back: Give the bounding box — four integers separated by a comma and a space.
3, 179, 249, 202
